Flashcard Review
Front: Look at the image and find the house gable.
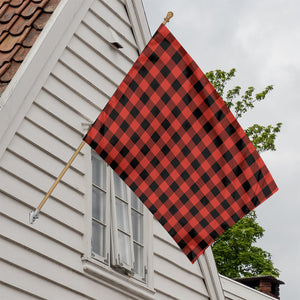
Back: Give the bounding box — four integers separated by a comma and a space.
0, 1, 276, 300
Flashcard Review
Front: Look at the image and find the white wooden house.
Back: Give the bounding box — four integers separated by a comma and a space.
0, 1, 280, 299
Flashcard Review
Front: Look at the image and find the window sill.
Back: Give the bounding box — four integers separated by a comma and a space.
82, 258, 156, 300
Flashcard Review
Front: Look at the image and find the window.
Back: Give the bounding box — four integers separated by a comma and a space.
91, 151, 148, 282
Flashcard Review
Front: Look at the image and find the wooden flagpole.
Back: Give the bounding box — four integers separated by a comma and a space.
29, 140, 86, 224
29, 12, 174, 225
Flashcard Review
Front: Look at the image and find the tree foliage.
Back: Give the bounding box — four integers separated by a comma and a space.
206, 68, 282, 152
206, 68, 281, 278
212, 211, 280, 278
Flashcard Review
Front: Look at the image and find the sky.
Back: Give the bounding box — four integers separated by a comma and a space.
142, 1, 300, 299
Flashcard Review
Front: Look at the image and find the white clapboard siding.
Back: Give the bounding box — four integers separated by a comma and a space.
0, 207, 83, 271
0, 281, 45, 300
43, 74, 101, 122
153, 220, 210, 298
52, 61, 110, 110
1, 150, 83, 210
90, 0, 136, 46
0, 172, 84, 233
83, 9, 138, 62
67, 35, 126, 85
1, 195, 84, 253
0, 0, 221, 299
76, 22, 134, 73
60, 49, 118, 99
16, 118, 85, 172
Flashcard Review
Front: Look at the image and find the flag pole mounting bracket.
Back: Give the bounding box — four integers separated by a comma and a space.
29, 209, 40, 224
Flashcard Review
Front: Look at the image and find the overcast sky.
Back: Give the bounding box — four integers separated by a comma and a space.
142, 1, 300, 299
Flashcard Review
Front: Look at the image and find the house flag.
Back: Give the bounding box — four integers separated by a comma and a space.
84, 24, 278, 263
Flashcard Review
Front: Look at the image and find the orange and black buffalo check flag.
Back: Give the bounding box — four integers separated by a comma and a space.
84, 24, 278, 263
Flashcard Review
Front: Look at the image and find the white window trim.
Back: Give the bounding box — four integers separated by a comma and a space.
82, 149, 155, 297
91, 157, 111, 265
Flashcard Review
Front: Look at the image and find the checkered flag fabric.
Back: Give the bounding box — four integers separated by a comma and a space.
84, 24, 278, 263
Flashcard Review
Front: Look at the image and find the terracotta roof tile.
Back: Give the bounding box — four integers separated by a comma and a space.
0, 0, 61, 95
10, 9, 40, 35
43, 0, 58, 13
0, 0, 29, 23
0, 13, 17, 35
0, 59, 19, 81
0, 60, 10, 76
33, 10, 50, 30
0, 42, 20, 66
22, 26, 38, 47
0, 26, 30, 51
10, 0, 24, 6
21, 0, 47, 18
0, 3, 10, 19
13, 43, 29, 61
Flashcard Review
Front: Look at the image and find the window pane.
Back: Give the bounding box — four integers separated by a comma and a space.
116, 199, 129, 233
118, 232, 131, 266
131, 190, 143, 212
92, 155, 106, 189
113, 171, 126, 200
92, 186, 106, 222
92, 220, 105, 257
131, 210, 143, 244
133, 243, 143, 277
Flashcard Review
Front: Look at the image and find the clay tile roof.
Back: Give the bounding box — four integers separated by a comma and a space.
0, 0, 61, 95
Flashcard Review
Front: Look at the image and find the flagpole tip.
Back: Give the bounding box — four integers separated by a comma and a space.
163, 11, 174, 25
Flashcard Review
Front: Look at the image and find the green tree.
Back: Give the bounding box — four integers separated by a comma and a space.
206, 68, 281, 278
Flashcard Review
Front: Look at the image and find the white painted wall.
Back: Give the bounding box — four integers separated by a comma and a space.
0, 1, 279, 299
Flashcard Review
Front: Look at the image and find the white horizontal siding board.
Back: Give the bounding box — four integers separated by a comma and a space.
0, 209, 83, 270
153, 255, 208, 297
35, 89, 88, 135
43, 74, 99, 123
83, 10, 138, 62
0, 238, 144, 300
0, 168, 83, 217
17, 119, 85, 174
26, 103, 82, 148
7, 136, 84, 191
154, 272, 209, 300
52, 61, 110, 110
4, 146, 84, 197
0, 260, 93, 300
68, 35, 126, 85
1, 196, 83, 253
153, 218, 176, 245
153, 236, 204, 278
60, 49, 118, 97
1, 152, 83, 212
90, 0, 135, 44
0, 171, 84, 233
76, 23, 134, 72
0, 282, 44, 300
1, 240, 90, 298
104, 0, 130, 24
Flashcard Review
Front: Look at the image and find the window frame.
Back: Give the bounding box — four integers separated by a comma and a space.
90, 152, 111, 264
85, 149, 153, 286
